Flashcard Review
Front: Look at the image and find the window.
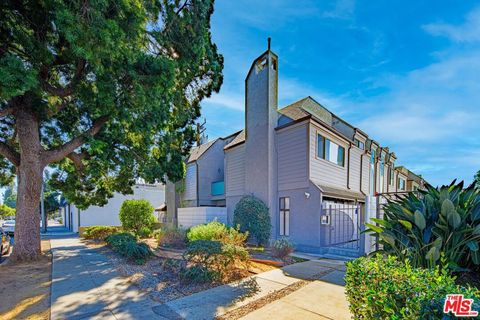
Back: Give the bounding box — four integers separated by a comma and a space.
354, 138, 364, 150
398, 177, 406, 190
389, 166, 395, 186
369, 149, 376, 195
379, 154, 385, 193
279, 197, 290, 236
317, 134, 345, 166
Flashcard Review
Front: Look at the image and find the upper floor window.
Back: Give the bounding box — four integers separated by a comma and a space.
398, 177, 406, 190
317, 134, 345, 166
354, 138, 364, 150
389, 166, 395, 185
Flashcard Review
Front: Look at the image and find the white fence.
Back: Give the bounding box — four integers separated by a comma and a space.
177, 207, 227, 228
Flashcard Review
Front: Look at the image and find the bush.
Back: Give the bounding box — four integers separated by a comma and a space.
105, 232, 153, 264
182, 239, 249, 283
82, 226, 120, 240
0, 204, 15, 219
154, 226, 187, 249
272, 238, 294, 261
187, 221, 248, 246
137, 226, 152, 238
119, 199, 155, 236
365, 181, 480, 270
345, 255, 480, 319
233, 195, 271, 245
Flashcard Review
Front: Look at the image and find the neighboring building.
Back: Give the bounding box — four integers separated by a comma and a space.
167, 44, 425, 255
396, 166, 427, 192
63, 183, 165, 233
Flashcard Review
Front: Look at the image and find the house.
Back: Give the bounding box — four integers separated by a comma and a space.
63, 183, 165, 233
167, 42, 424, 255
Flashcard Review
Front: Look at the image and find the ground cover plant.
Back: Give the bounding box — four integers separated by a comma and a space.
82, 226, 120, 241
105, 232, 153, 264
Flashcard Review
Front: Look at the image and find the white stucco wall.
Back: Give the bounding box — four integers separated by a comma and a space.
177, 207, 227, 228
70, 184, 165, 232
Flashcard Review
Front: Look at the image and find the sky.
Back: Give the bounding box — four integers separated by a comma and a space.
199, 0, 480, 187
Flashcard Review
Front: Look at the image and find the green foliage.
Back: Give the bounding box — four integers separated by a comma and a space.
0, 204, 15, 219
137, 226, 153, 238
119, 200, 155, 236
154, 225, 187, 249
2, 186, 16, 209
271, 238, 295, 261
365, 180, 480, 269
475, 170, 480, 190
233, 195, 271, 245
105, 232, 153, 264
345, 255, 480, 319
82, 226, 120, 240
0, 0, 223, 209
187, 221, 248, 246
182, 238, 249, 283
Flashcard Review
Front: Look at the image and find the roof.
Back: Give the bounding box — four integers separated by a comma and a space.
278, 97, 311, 120
155, 203, 166, 211
224, 130, 245, 150
187, 138, 218, 163
315, 183, 366, 201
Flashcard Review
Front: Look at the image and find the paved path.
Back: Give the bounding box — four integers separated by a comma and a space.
50, 237, 162, 320
157, 258, 351, 320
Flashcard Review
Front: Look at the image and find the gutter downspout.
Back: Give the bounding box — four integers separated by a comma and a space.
359, 152, 363, 192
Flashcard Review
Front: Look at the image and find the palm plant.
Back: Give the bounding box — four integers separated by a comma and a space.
365, 180, 480, 270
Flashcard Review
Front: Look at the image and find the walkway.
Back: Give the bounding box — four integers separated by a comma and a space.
157, 259, 351, 320
50, 237, 162, 319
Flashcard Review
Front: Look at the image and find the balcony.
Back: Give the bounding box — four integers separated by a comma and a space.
211, 181, 225, 197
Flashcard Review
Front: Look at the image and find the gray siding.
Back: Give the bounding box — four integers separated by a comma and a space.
277, 122, 308, 191
361, 154, 370, 194
309, 123, 348, 189
184, 163, 197, 200
225, 144, 245, 197
196, 140, 226, 205
349, 147, 362, 192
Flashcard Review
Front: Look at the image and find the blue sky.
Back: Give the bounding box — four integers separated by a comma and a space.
200, 0, 480, 187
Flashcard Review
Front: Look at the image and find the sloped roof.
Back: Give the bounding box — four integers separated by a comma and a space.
187, 138, 218, 163
278, 97, 311, 120
224, 130, 245, 150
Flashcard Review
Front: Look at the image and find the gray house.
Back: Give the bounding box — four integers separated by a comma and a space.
167, 44, 424, 256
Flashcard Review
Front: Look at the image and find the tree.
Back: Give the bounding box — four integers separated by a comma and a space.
0, 0, 223, 261
2, 184, 16, 208
475, 170, 480, 190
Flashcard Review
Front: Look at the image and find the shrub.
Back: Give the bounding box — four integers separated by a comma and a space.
187, 221, 248, 246
154, 226, 187, 249
365, 180, 480, 270
82, 226, 120, 240
272, 238, 295, 261
345, 255, 480, 319
182, 239, 249, 283
233, 195, 271, 245
105, 232, 153, 264
137, 226, 152, 238
0, 204, 15, 219
119, 199, 155, 236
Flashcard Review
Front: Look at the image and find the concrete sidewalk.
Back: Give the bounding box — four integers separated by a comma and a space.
50, 237, 162, 319
156, 259, 350, 320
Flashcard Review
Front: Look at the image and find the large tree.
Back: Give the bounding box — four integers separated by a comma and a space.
0, 0, 223, 261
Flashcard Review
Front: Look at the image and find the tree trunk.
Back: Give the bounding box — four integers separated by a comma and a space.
11, 108, 44, 261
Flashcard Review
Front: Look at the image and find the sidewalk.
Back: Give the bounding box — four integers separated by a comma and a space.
156, 259, 350, 320
50, 237, 162, 319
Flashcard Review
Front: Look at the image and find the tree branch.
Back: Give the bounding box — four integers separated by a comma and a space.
67, 151, 88, 171
0, 141, 20, 166
43, 116, 108, 165
47, 99, 69, 118
42, 60, 86, 98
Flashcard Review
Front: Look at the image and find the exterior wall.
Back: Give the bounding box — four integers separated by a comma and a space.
277, 122, 309, 191
225, 194, 243, 225
361, 153, 370, 194
225, 144, 245, 196
73, 185, 165, 232
277, 181, 322, 251
309, 122, 349, 189
244, 51, 278, 238
196, 140, 226, 206
184, 163, 197, 201
349, 146, 363, 192
177, 207, 227, 228
397, 172, 408, 191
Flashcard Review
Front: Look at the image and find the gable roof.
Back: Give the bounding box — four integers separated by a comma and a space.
187, 138, 218, 163
224, 130, 245, 150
